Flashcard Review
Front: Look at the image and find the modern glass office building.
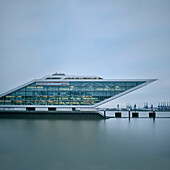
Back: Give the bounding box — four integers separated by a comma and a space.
0, 73, 156, 112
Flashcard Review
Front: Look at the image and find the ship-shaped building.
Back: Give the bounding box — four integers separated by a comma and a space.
0, 73, 156, 118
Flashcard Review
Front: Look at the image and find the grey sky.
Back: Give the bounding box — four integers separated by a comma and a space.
0, 0, 170, 107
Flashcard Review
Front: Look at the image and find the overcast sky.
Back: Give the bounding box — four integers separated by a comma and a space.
0, 0, 170, 108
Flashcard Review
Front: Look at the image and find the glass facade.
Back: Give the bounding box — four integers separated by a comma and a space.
0, 81, 145, 105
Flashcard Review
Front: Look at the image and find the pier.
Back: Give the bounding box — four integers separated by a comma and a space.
0, 107, 170, 119
97, 109, 170, 119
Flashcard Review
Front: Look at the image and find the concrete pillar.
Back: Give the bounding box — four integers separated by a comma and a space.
149, 111, 156, 118
132, 112, 139, 117
128, 109, 131, 120
104, 109, 106, 118
115, 112, 121, 117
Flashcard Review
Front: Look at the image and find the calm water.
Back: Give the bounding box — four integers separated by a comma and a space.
0, 113, 170, 169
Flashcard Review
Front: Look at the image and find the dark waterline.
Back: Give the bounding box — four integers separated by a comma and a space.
0, 115, 170, 169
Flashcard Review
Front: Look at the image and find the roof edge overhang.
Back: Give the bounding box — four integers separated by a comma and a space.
0, 79, 38, 98
94, 79, 157, 107
36, 78, 156, 82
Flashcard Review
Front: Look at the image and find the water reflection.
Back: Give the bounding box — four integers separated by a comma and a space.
0, 117, 170, 169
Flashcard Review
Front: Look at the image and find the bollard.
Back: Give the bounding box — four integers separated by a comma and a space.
115, 112, 121, 117
132, 112, 139, 117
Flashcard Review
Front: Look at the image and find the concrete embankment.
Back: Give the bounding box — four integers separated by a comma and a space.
0, 110, 104, 119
